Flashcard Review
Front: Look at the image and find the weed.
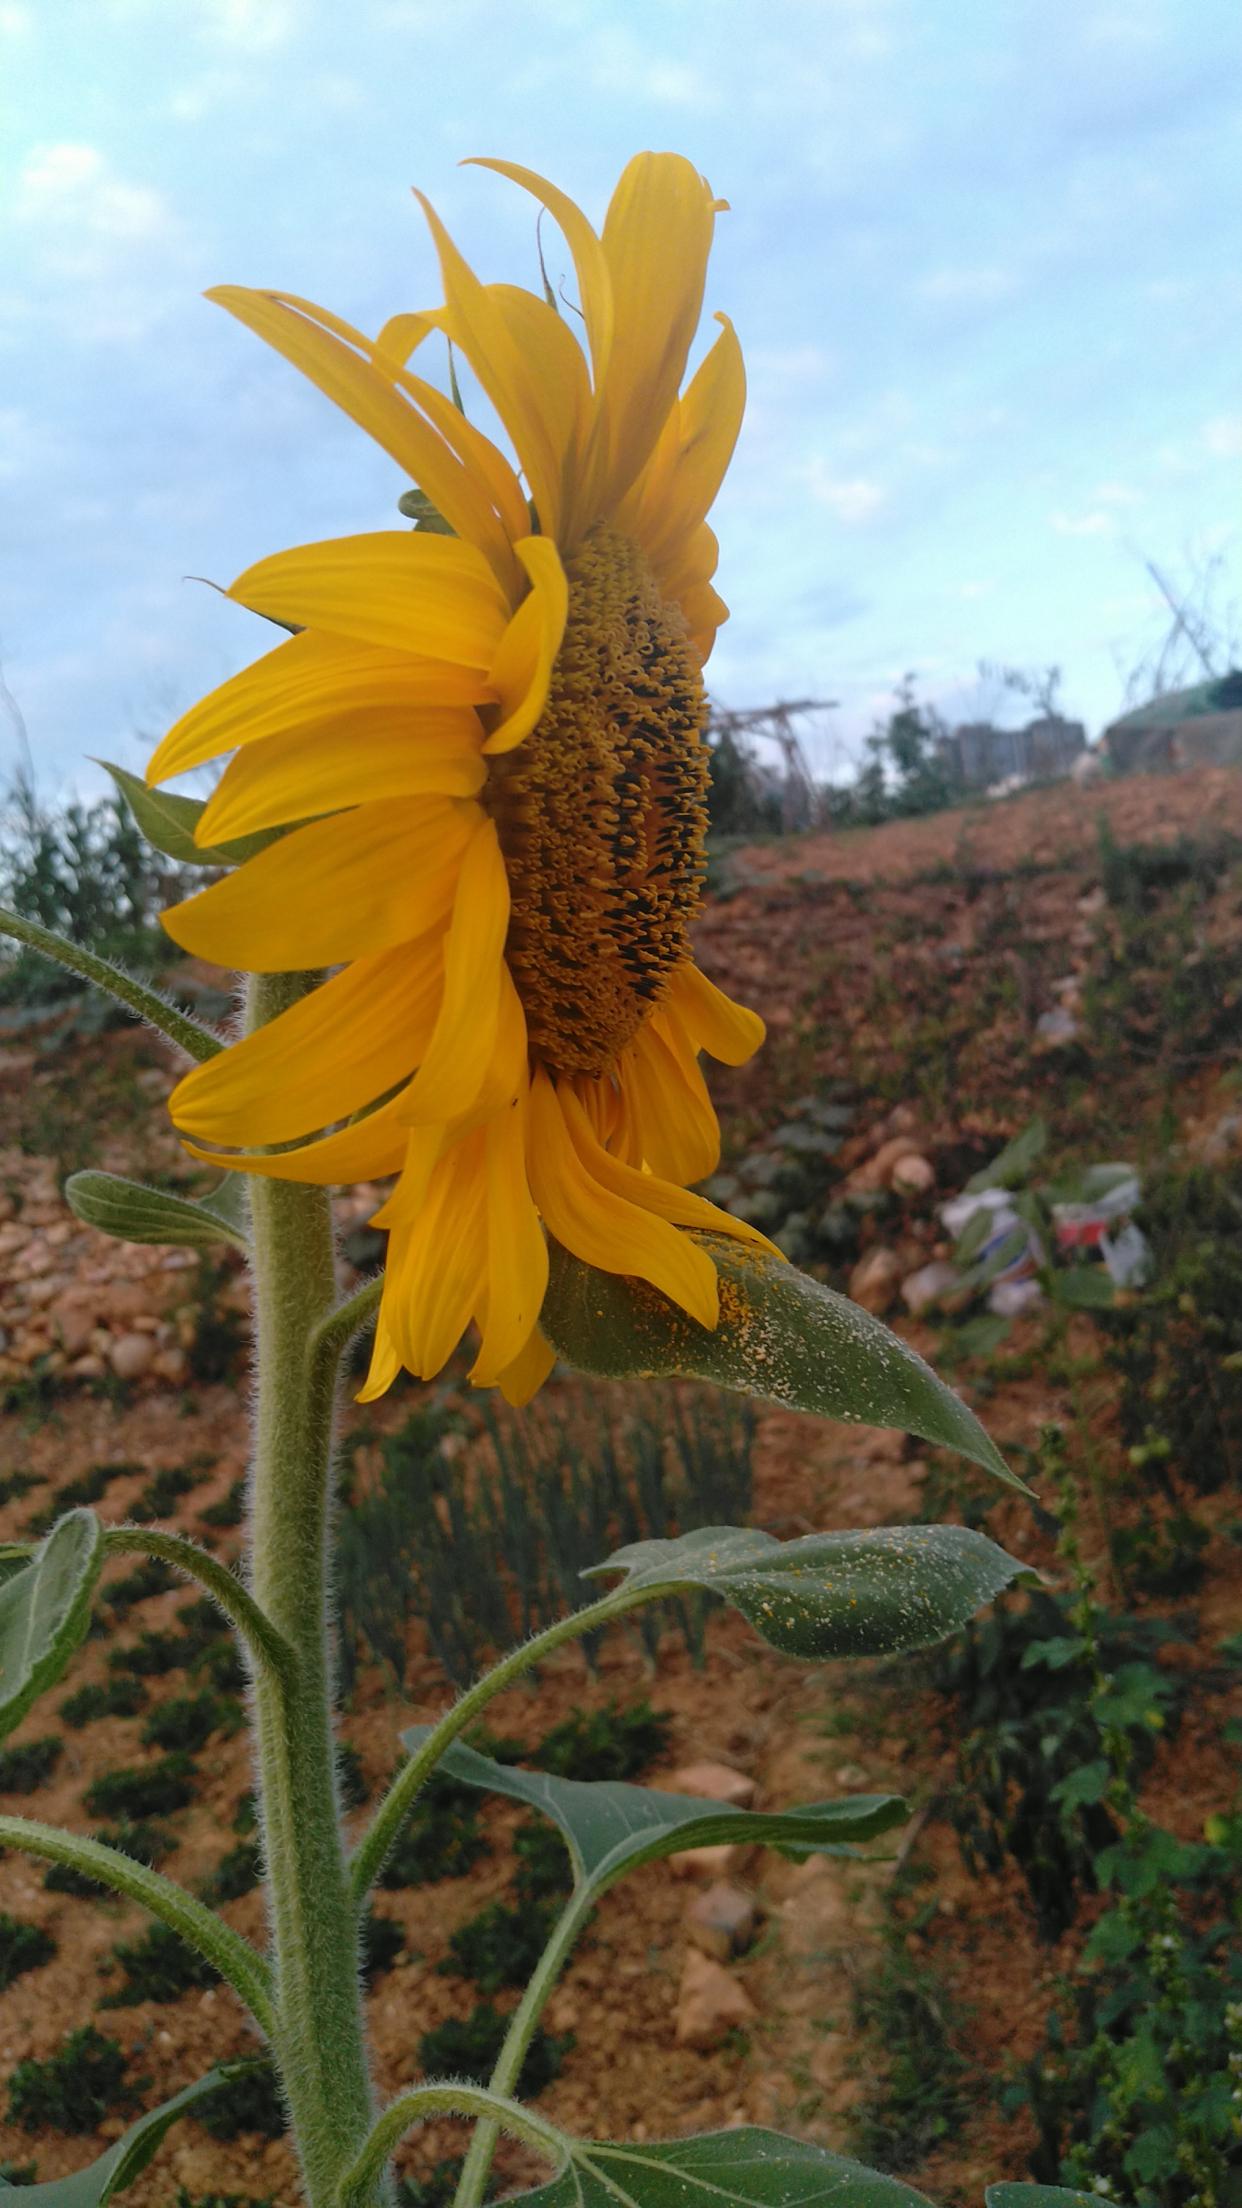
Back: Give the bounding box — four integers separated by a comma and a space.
395, 2158, 464, 2208
0, 1471, 40, 1508
103, 1920, 218, 2005
439, 1898, 555, 1994
8, 2026, 137, 2134
44, 1820, 175, 1897
196, 2062, 286, 2142
361, 1908, 405, 1981
175, 2193, 274, 2208
416, 2006, 570, 2096
133, 1462, 209, 1523
112, 1628, 187, 1678
186, 1258, 247, 1385
337, 1743, 370, 1811
0, 2163, 37, 2186
199, 1477, 246, 1529
849, 1892, 969, 2172
141, 1691, 242, 1753
199, 1840, 263, 1904
513, 1817, 573, 1907
196, 1637, 247, 1694
0, 1914, 55, 1991
84, 1752, 197, 1821
107, 1557, 179, 1614
535, 1700, 672, 1782
0, 1738, 61, 1796
377, 1789, 488, 1890
60, 1677, 148, 1728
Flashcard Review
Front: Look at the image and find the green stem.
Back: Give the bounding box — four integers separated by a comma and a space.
0, 1816, 274, 2033
340, 2084, 565, 2208
103, 1527, 294, 1683
0, 905, 222, 1062
306, 1274, 385, 1379
348, 1588, 633, 1909
452, 1891, 594, 2208
244, 972, 380, 2208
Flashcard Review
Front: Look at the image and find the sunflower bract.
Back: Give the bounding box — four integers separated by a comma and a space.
148, 152, 769, 1402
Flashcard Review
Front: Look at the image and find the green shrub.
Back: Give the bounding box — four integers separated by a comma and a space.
337, 1743, 369, 1810
395, 2157, 463, 2208
513, 1816, 572, 1906
849, 1887, 969, 2172
107, 1557, 179, 1614
0, 1471, 40, 1508
60, 1676, 148, 1728
175, 2192, 274, 2208
535, 1699, 672, 1782
0, 1738, 61, 1796
196, 2062, 286, 2141
0, 2162, 37, 2186
416, 2005, 569, 2096
196, 1637, 247, 1694
0, 1914, 55, 1991
103, 1920, 218, 2006
199, 1839, 263, 1904
141, 1691, 241, 1753
134, 1463, 207, 1523
8, 2026, 136, 2133
377, 1790, 488, 1890
186, 1258, 247, 1385
84, 1753, 197, 1821
361, 1908, 405, 1981
24, 1460, 141, 1536
199, 1477, 246, 1529
439, 1898, 555, 1994
111, 1628, 186, 1678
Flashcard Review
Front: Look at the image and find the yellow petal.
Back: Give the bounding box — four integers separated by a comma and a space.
566, 1073, 780, 1257
162, 797, 477, 970
169, 941, 443, 1148
147, 630, 495, 787
482, 536, 569, 755
527, 1069, 718, 1328
414, 193, 586, 540
619, 1018, 720, 1184
618, 314, 745, 572
398, 818, 509, 1124
383, 1130, 489, 1377
465, 158, 614, 388
208, 287, 522, 589
493, 1324, 556, 1407
228, 533, 509, 666
181, 1087, 411, 1185
665, 960, 764, 1065
357, 1315, 402, 1402
197, 709, 485, 842
374, 309, 436, 366
470, 1089, 549, 1386
587, 153, 718, 514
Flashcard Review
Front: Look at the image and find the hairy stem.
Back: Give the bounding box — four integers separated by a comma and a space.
341, 2084, 565, 2208
452, 1891, 593, 2208
244, 972, 380, 2208
0, 1817, 274, 2033
103, 1526, 294, 1683
0, 905, 222, 1062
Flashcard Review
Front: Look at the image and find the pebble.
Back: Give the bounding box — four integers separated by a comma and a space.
847, 1245, 902, 1315
685, 1881, 759, 1962
665, 1761, 756, 1808
675, 1949, 757, 2049
890, 1152, 935, 1194
901, 1259, 962, 1316
108, 1330, 156, 1382
669, 1842, 746, 1881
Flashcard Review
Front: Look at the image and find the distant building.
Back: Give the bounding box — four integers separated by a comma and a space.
937, 714, 1087, 791
1102, 673, 1242, 774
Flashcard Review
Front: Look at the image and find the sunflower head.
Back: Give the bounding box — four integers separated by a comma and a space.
147, 153, 770, 1404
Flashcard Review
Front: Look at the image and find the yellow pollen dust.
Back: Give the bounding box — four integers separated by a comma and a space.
486, 524, 709, 1079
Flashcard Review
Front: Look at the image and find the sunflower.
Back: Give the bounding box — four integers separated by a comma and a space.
149, 153, 772, 1404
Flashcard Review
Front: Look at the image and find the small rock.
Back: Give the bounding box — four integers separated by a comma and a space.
890, 1152, 935, 1195
51, 1291, 97, 1358
834, 1761, 870, 1788
847, 1245, 902, 1315
901, 1260, 962, 1316
670, 1842, 745, 1881
665, 1762, 756, 1808
1035, 1004, 1081, 1046
853, 1133, 923, 1190
108, 1331, 156, 1382
685, 1882, 759, 1961
675, 1949, 757, 2050
152, 1345, 189, 1385
68, 1354, 107, 1380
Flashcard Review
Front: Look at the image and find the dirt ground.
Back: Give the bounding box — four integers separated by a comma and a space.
1, 763, 1239, 2206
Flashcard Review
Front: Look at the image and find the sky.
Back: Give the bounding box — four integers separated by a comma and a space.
3, 0, 1242, 801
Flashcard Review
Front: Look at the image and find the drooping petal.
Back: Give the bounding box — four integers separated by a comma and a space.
381, 1129, 489, 1377
146, 630, 494, 786
398, 818, 510, 1125
169, 941, 443, 1148
196, 709, 485, 841
564, 1075, 779, 1255
617, 314, 745, 572
494, 1324, 556, 1407
162, 797, 478, 970
228, 533, 510, 665
465, 157, 615, 387
181, 1087, 412, 1185
208, 287, 523, 590
621, 1017, 720, 1184
482, 536, 569, 755
470, 1089, 549, 1386
527, 1068, 718, 1327
665, 960, 765, 1064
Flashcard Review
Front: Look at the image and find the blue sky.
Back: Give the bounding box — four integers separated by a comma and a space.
3, 0, 1242, 798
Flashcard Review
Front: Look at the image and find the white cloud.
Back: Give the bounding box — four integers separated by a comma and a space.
1092, 481, 1143, 509
915, 265, 1017, 305
959, 580, 995, 601
16, 144, 171, 244
1051, 509, 1118, 538
0, 4, 32, 34
1203, 415, 1242, 460
197, 0, 297, 50
807, 464, 886, 523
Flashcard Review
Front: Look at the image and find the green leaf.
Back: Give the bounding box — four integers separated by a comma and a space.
398, 487, 454, 533
1048, 1266, 1115, 1310
541, 1234, 1024, 1493
966, 1116, 1048, 1192
584, 1523, 1034, 1660
100, 760, 281, 869
986, 2189, 1109, 2208
953, 1207, 997, 1264
399, 1730, 906, 1894
0, 1511, 103, 1742
509, 2130, 935, 2208
0, 2067, 234, 2203
64, 1171, 249, 1252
